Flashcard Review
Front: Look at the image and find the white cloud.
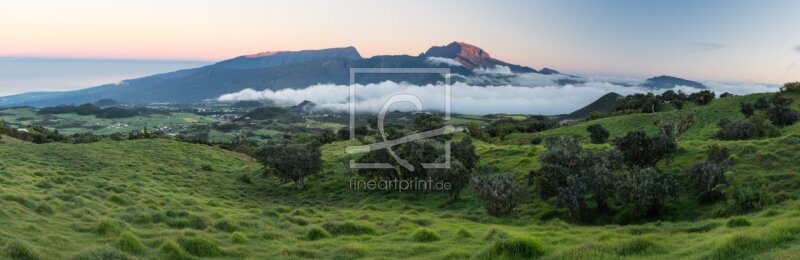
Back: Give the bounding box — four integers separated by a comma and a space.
473, 65, 514, 76
218, 76, 780, 115
424, 57, 462, 67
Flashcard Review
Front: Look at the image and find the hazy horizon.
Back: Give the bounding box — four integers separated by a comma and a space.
0, 57, 211, 97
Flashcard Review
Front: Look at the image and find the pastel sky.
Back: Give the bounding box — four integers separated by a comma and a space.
1, 0, 799, 84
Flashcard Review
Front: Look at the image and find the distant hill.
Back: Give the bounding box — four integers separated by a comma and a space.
214, 47, 362, 70
561, 92, 623, 120
94, 98, 120, 107
639, 75, 707, 89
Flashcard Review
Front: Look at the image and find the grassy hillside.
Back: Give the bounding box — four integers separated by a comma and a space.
501, 93, 796, 145
1, 133, 800, 259
1, 92, 800, 259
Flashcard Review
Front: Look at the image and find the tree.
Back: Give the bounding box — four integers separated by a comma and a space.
537, 137, 621, 218
766, 95, 799, 127
613, 131, 677, 167
465, 122, 490, 141
355, 148, 398, 180
688, 161, 729, 202
452, 137, 479, 170
394, 140, 443, 180
414, 114, 444, 132
688, 90, 715, 106
257, 142, 322, 190
586, 124, 610, 144
431, 160, 469, 202
753, 97, 769, 110
749, 112, 781, 137
470, 167, 526, 216
719, 92, 735, 98
739, 102, 755, 117
780, 82, 800, 93
653, 113, 694, 141
337, 127, 349, 140
616, 167, 679, 218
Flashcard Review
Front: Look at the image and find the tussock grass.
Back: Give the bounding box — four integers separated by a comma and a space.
114, 232, 146, 254
177, 236, 221, 257
456, 227, 474, 239
476, 236, 546, 259
306, 227, 331, 241
727, 217, 752, 228
230, 232, 248, 244
3, 240, 41, 260
322, 221, 376, 236
334, 243, 369, 259
411, 228, 442, 242
157, 240, 191, 260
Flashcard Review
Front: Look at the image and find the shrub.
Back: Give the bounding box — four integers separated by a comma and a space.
3, 240, 41, 260
470, 167, 526, 216
322, 222, 376, 236
706, 144, 731, 164
688, 162, 729, 202
726, 184, 766, 214
766, 95, 799, 127
716, 121, 759, 140
158, 240, 191, 260
586, 124, 610, 144
740, 102, 755, 117
114, 232, 146, 254
614, 131, 677, 167
478, 236, 546, 259
466, 122, 490, 141
530, 136, 543, 145
749, 112, 781, 137
411, 228, 442, 242
306, 227, 331, 241
688, 90, 715, 106
726, 217, 752, 228
178, 236, 221, 257
616, 167, 679, 218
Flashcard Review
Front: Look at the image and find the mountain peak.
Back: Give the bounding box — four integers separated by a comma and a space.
420, 42, 536, 73
421, 41, 492, 69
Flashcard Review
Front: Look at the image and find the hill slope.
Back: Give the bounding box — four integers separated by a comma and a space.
562, 92, 623, 120
2, 128, 800, 258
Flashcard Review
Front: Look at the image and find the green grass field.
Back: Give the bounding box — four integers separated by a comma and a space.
2, 93, 800, 259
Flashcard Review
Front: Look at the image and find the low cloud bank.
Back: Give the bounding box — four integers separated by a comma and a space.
218, 79, 779, 115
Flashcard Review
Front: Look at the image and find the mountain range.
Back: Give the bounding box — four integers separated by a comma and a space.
0, 42, 706, 108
